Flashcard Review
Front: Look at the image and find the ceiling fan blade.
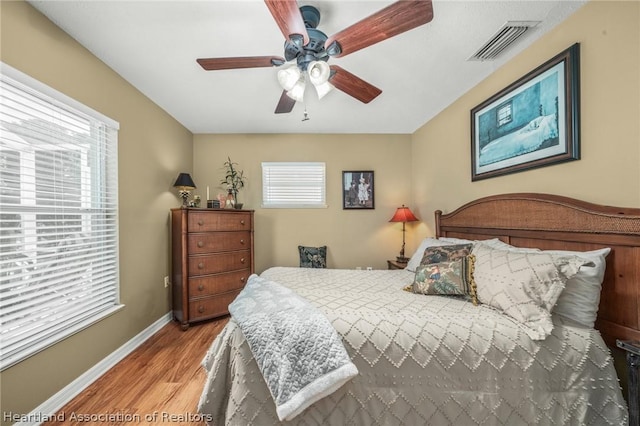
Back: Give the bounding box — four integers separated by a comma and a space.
264, 0, 309, 46
325, 0, 434, 58
275, 90, 296, 114
329, 66, 382, 104
197, 56, 285, 71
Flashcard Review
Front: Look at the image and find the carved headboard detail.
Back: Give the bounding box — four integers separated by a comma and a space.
435, 193, 640, 346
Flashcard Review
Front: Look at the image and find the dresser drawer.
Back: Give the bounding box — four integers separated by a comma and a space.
188, 231, 251, 254
188, 211, 252, 232
188, 250, 251, 276
188, 270, 249, 299
189, 290, 241, 321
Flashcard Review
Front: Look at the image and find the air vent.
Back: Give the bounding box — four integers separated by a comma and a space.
469, 21, 540, 61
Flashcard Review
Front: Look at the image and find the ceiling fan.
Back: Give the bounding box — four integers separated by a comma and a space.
196, 0, 434, 114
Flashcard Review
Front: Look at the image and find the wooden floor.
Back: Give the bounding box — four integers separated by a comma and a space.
43, 316, 228, 426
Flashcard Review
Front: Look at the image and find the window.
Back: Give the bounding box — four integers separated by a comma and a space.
262, 162, 326, 208
0, 64, 121, 370
497, 102, 512, 126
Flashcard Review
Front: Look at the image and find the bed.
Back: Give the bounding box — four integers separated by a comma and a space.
198, 193, 640, 425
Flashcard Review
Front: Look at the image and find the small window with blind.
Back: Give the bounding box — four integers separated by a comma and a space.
496, 101, 513, 127
262, 162, 326, 208
0, 63, 121, 370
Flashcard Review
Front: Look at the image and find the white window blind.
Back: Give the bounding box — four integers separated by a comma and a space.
0, 64, 121, 370
262, 162, 326, 208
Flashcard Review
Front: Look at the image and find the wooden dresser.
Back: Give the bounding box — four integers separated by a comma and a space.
171, 208, 254, 330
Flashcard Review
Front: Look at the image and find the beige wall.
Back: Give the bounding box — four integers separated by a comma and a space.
0, 1, 193, 422
411, 0, 640, 245
193, 134, 413, 271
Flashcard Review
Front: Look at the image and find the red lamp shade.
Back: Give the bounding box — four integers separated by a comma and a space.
389, 205, 419, 223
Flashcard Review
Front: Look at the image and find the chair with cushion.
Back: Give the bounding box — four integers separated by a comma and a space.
298, 245, 327, 268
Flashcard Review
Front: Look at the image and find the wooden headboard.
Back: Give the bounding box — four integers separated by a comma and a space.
435, 193, 640, 346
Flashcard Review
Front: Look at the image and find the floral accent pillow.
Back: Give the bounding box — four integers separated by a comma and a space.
420, 243, 473, 265
406, 238, 450, 272
471, 242, 590, 340
412, 256, 477, 303
298, 245, 327, 268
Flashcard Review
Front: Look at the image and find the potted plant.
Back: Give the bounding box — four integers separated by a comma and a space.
221, 157, 246, 208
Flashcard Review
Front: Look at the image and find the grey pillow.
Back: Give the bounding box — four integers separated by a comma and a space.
298, 245, 327, 268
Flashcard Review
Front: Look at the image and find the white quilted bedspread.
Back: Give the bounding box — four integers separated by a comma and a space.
198, 267, 628, 425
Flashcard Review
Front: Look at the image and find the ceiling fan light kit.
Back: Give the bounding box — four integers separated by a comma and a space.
196, 0, 434, 114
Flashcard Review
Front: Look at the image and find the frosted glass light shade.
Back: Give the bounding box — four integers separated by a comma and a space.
314, 81, 333, 99
287, 80, 306, 102
277, 66, 301, 91
308, 61, 330, 85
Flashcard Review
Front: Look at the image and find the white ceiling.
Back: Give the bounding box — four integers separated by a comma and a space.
28, 0, 586, 134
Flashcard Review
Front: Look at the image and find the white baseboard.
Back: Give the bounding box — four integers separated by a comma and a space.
13, 312, 173, 426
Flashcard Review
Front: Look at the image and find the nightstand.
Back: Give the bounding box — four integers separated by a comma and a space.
617, 339, 640, 426
387, 260, 408, 270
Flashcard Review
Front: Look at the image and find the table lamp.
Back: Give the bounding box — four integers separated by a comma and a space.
173, 173, 196, 207
389, 205, 419, 263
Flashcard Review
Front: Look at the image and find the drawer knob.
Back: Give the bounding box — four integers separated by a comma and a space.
198, 220, 204, 226
197, 241, 204, 248
240, 276, 246, 283
198, 262, 204, 269
240, 258, 246, 264
198, 306, 205, 313
240, 239, 245, 245
240, 220, 245, 225
198, 284, 204, 291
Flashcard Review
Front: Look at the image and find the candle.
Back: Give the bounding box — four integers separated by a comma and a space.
207, 186, 210, 200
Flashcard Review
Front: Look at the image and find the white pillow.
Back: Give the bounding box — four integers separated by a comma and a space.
440, 237, 508, 250
475, 240, 610, 328
471, 242, 589, 340
406, 238, 449, 272
438, 237, 474, 244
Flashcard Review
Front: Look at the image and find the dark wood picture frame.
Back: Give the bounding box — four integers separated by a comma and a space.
471, 43, 580, 181
342, 170, 374, 209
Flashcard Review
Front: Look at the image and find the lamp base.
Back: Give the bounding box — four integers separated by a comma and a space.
396, 256, 409, 264
179, 191, 190, 207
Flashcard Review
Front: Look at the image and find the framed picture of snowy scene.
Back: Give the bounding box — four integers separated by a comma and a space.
471, 43, 580, 181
